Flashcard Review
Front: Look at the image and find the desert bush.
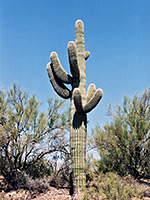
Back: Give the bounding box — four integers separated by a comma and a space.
2, 169, 49, 193
83, 172, 143, 200
25, 175, 49, 194
48, 152, 71, 188
91, 89, 150, 179
3, 169, 27, 191
25, 158, 52, 179
0, 83, 69, 190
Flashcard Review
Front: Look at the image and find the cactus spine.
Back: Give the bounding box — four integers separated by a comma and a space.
47, 20, 103, 188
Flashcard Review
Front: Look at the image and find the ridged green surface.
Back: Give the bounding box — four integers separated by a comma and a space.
46, 63, 71, 99
73, 88, 83, 112
86, 83, 96, 103
83, 89, 103, 113
68, 41, 79, 78
50, 52, 72, 84
73, 87, 103, 114
46, 19, 103, 189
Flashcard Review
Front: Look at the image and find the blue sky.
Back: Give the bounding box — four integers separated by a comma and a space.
0, 0, 150, 131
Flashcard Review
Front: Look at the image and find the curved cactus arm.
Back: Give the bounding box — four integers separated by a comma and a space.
50, 52, 72, 84
68, 41, 79, 78
85, 51, 90, 60
47, 63, 71, 99
73, 88, 83, 112
83, 88, 103, 113
86, 83, 96, 103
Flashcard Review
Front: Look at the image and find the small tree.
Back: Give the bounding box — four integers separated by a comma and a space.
92, 89, 150, 179
0, 84, 69, 189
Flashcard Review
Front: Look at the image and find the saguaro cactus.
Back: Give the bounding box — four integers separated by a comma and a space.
47, 20, 103, 188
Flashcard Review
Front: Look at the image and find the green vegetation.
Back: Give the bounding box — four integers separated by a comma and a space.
0, 83, 69, 190
83, 172, 143, 200
0, 83, 149, 199
91, 89, 150, 179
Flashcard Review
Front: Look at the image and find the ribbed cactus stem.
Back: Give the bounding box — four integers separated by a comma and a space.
73, 88, 83, 112
75, 20, 86, 103
70, 20, 87, 187
70, 100, 87, 187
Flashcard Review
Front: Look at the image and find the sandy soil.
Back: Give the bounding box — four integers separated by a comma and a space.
4, 187, 72, 200
1, 178, 150, 200
33, 187, 72, 200
3, 186, 150, 200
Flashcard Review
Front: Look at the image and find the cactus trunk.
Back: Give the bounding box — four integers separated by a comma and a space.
70, 20, 87, 187
70, 100, 87, 187
46, 19, 103, 191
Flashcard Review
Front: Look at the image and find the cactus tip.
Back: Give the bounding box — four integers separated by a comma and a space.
68, 41, 75, 48
85, 51, 90, 60
73, 87, 81, 94
75, 19, 84, 28
97, 88, 103, 97
50, 51, 57, 59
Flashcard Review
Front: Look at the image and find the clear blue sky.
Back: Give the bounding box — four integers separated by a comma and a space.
0, 0, 150, 130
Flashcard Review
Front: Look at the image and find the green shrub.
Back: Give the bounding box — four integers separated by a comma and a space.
92, 89, 150, 179
25, 176, 49, 194
0, 84, 69, 191
25, 159, 52, 179
83, 172, 142, 200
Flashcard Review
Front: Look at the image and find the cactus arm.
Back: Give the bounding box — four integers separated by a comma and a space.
86, 83, 96, 103
68, 41, 79, 78
85, 51, 90, 60
73, 85, 103, 113
47, 63, 71, 99
83, 89, 103, 113
73, 88, 83, 112
50, 52, 72, 84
